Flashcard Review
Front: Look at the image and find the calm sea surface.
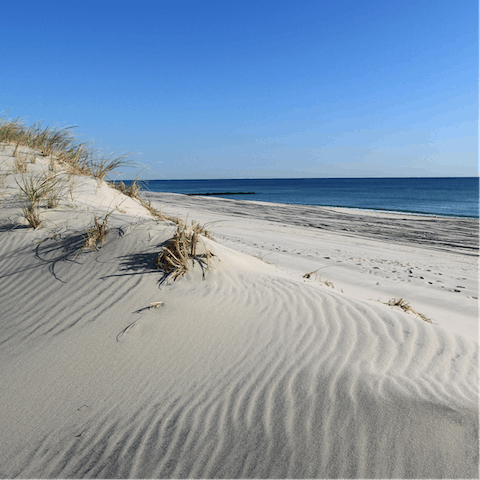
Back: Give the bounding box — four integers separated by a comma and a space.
128, 178, 479, 218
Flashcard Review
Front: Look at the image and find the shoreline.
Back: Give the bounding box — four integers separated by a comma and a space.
127, 176, 480, 219
143, 188, 480, 219
141, 191, 479, 256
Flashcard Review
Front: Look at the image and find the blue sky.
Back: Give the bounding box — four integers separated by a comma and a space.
1, 0, 477, 179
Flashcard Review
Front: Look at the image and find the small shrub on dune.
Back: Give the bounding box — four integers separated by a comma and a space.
155, 221, 214, 280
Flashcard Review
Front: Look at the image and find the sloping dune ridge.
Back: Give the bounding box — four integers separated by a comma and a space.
0, 144, 478, 478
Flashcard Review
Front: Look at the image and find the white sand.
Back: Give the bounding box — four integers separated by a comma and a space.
0, 145, 478, 478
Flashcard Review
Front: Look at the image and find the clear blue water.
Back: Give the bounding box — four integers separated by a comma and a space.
127, 177, 479, 218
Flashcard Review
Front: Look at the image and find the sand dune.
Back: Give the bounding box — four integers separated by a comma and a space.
0, 145, 478, 478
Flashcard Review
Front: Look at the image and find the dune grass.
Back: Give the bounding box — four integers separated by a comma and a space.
2, 112, 214, 278
16, 172, 64, 228
383, 297, 434, 323
21, 204, 42, 229
156, 221, 214, 280
0, 112, 185, 227
82, 212, 112, 251
0, 112, 131, 181
13, 156, 28, 174
109, 179, 143, 199
108, 178, 179, 222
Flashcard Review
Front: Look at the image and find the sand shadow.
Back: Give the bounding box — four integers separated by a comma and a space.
117, 252, 159, 275
34, 233, 86, 282
0, 222, 29, 232
101, 239, 170, 284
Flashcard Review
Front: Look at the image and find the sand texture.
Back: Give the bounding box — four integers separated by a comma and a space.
0, 145, 478, 478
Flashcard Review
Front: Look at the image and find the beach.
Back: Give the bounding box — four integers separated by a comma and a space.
142, 191, 479, 340
0, 144, 478, 478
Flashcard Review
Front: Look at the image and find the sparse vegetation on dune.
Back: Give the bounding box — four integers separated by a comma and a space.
0, 112, 130, 180
82, 212, 112, 251
1, 111, 215, 280
383, 297, 434, 323
108, 178, 171, 221
155, 221, 214, 280
109, 179, 143, 199
15, 172, 64, 229
13, 155, 28, 173
0, 114, 157, 208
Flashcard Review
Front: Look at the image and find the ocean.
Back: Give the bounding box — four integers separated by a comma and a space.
126, 177, 479, 218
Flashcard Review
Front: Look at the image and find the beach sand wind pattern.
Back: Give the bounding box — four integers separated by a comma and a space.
0, 135, 478, 477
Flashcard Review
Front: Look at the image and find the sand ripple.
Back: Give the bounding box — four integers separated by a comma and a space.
0, 227, 477, 478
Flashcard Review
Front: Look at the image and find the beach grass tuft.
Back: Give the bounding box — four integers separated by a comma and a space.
82, 212, 112, 251
21, 204, 42, 229
13, 156, 28, 173
109, 179, 143, 199
155, 221, 213, 280
384, 297, 434, 323
140, 198, 172, 221
108, 179, 178, 222
16, 172, 63, 228
89, 152, 131, 181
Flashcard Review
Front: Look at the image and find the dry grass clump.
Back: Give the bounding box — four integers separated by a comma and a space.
109, 179, 142, 199
13, 156, 28, 173
383, 298, 434, 323
82, 212, 112, 251
140, 198, 172, 221
21, 203, 42, 229
89, 152, 131, 181
16, 173, 64, 228
0, 112, 131, 180
252, 250, 272, 264
46, 190, 60, 209
303, 269, 335, 288
108, 179, 177, 223
155, 221, 213, 280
